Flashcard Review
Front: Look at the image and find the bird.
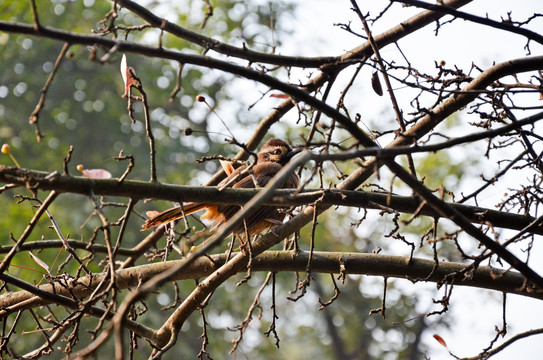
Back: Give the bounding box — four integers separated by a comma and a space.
141, 139, 301, 239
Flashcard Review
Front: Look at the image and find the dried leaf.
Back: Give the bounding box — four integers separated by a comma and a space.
433, 334, 447, 348
269, 93, 290, 99
371, 71, 383, 96
81, 169, 112, 179
29, 252, 50, 274
121, 54, 137, 98
219, 160, 235, 175
121, 54, 128, 88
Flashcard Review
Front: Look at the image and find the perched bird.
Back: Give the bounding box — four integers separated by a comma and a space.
141, 139, 301, 238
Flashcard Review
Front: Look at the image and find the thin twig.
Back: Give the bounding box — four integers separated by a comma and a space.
0, 191, 59, 273
29, 42, 70, 143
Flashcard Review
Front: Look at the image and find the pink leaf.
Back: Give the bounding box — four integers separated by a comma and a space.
146, 210, 160, 218
81, 169, 112, 179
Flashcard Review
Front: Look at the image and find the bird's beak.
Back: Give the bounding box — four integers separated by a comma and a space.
284, 147, 302, 162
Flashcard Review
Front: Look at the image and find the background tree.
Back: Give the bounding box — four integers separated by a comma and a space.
0, 0, 542, 359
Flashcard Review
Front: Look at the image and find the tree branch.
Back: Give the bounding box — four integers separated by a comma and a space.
1, 165, 541, 235
392, 0, 543, 46
1, 251, 539, 319
114, 0, 337, 68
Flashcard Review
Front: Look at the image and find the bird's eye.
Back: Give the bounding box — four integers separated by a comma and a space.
273, 149, 282, 155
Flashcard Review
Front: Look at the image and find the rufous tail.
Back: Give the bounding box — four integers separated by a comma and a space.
141, 203, 207, 230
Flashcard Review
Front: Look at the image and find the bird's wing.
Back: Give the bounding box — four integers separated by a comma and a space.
230, 162, 283, 189
214, 163, 281, 225
216, 165, 248, 189
142, 164, 255, 230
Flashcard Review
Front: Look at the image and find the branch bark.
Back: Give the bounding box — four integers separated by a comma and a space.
1, 251, 539, 319
1, 165, 541, 235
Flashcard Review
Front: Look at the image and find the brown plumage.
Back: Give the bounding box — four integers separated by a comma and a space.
142, 139, 300, 237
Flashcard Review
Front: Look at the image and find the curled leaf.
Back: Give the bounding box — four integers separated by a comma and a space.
121, 54, 137, 98
29, 252, 50, 274
219, 160, 235, 175
371, 71, 383, 96
121, 54, 128, 89
433, 334, 447, 348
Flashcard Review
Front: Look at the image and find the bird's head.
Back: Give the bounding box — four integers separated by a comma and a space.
257, 139, 301, 165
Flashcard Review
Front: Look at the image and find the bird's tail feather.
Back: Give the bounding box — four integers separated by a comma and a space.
141, 203, 208, 230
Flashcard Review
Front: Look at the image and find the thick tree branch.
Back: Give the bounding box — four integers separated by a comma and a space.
1, 251, 539, 319
1, 165, 541, 235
